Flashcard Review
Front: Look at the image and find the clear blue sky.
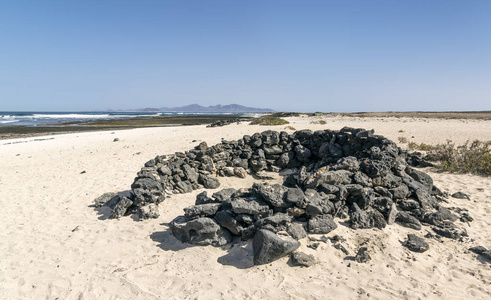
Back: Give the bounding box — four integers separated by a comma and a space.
1, 0, 490, 112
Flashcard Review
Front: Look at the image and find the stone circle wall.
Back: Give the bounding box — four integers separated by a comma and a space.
95, 127, 471, 265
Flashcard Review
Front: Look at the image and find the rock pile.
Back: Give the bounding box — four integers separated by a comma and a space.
95, 127, 471, 265
206, 118, 241, 127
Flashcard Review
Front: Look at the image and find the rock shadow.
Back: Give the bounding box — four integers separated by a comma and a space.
95, 206, 112, 220
337, 220, 351, 229
150, 226, 193, 252
477, 254, 491, 264
217, 241, 254, 269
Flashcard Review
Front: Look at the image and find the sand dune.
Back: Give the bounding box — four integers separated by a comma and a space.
0, 116, 490, 299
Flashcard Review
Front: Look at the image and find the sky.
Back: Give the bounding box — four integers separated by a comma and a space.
0, 0, 490, 112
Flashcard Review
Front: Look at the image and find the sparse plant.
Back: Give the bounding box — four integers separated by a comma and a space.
425, 140, 491, 175
311, 120, 327, 125
398, 129, 405, 133
398, 136, 408, 143
408, 142, 436, 151
250, 116, 289, 126
285, 126, 296, 131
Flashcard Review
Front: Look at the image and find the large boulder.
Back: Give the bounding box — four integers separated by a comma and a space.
253, 183, 289, 208
184, 203, 221, 220
253, 230, 300, 265
198, 174, 221, 189
308, 215, 338, 234
109, 197, 133, 219
224, 197, 270, 215
169, 216, 232, 246
131, 178, 165, 206
349, 203, 386, 229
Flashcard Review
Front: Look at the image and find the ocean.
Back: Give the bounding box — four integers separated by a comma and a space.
0, 111, 236, 127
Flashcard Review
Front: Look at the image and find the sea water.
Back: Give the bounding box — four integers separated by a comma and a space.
0, 111, 234, 127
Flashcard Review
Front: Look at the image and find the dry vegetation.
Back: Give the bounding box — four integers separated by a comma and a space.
407, 140, 491, 176
336, 111, 491, 120
250, 116, 290, 126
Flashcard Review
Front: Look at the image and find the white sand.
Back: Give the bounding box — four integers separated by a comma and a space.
0, 116, 490, 299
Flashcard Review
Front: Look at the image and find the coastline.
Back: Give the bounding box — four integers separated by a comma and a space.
1, 111, 490, 141
0, 115, 252, 140
0, 116, 490, 299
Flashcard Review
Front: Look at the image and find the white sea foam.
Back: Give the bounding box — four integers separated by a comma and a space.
0, 120, 19, 124
32, 114, 111, 119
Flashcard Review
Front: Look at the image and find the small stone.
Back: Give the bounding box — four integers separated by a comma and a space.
199, 174, 221, 189
307, 242, 320, 250
195, 191, 215, 205
195, 141, 208, 150
234, 167, 247, 178
254, 171, 276, 180
432, 226, 467, 240
355, 247, 371, 263
469, 246, 487, 255
222, 167, 235, 177
290, 252, 315, 267
287, 223, 308, 240
387, 203, 398, 225
396, 212, 422, 230
308, 215, 338, 234
403, 234, 429, 252
212, 188, 237, 202
215, 210, 243, 235
94, 192, 120, 208
333, 243, 350, 255
138, 204, 160, 220
451, 192, 470, 200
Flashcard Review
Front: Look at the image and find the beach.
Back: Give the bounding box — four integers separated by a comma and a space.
0, 115, 490, 299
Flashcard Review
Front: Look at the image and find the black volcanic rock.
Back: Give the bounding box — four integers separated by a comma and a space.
253, 229, 300, 265
96, 126, 473, 268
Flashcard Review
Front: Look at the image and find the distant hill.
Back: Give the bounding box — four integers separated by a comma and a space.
135, 104, 274, 113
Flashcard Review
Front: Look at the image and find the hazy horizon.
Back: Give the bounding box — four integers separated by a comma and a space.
1, 1, 490, 112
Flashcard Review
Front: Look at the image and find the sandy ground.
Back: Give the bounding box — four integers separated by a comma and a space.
0, 116, 490, 300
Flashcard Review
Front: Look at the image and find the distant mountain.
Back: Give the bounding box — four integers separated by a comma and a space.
132, 104, 274, 113
160, 104, 273, 113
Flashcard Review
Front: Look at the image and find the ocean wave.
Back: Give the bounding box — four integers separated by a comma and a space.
0, 119, 19, 124
32, 114, 112, 119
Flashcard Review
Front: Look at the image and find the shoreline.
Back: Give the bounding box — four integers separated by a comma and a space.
0, 115, 252, 140
1, 111, 491, 141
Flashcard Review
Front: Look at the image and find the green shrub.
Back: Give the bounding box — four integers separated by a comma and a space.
311, 120, 327, 125
250, 116, 290, 126
285, 126, 296, 131
425, 140, 491, 175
